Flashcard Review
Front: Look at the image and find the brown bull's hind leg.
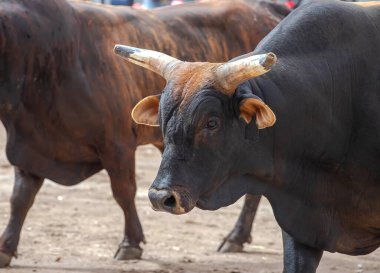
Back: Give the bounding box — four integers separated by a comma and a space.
218, 194, 261, 253
104, 148, 145, 260
0, 167, 44, 267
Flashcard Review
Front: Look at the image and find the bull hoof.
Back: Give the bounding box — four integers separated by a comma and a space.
217, 240, 243, 253
0, 252, 12, 267
114, 245, 142, 260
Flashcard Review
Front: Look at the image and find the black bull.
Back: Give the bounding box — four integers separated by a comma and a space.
122, 1, 380, 272
0, 0, 289, 267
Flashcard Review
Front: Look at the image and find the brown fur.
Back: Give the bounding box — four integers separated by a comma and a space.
168, 63, 221, 108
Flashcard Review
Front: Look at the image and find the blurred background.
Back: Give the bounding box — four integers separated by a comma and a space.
89, 0, 301, 10
90, 0, 362, 11
91, 0, 194, 9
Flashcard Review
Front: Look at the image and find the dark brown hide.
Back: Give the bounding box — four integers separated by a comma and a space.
0, 0, 286, 265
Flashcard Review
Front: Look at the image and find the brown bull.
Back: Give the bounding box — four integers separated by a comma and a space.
0, 0, 288, 266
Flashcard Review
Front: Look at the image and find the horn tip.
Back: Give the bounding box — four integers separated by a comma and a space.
114, 44, 139, 57
260, 52, 277, 69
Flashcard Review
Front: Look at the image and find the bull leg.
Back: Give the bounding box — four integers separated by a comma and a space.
106, 151, 145, 260
282, 231, 323, 273
218, 194, 260, 252
0, 167, 44, 267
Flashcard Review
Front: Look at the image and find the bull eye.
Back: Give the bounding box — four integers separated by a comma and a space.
205, 116, 220, 130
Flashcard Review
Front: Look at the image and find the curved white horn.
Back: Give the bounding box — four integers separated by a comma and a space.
114, 44, 182, 80
216, 52, 277, 93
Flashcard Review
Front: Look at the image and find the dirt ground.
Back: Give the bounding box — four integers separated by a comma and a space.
0, 126, 379, 273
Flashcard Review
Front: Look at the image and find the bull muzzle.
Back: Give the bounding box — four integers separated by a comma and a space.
148, 188, 193, 215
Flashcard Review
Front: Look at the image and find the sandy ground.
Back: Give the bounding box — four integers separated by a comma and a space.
0, 125, 379, 273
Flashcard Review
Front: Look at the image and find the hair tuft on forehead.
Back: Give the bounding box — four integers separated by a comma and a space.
166, 62, 221, 111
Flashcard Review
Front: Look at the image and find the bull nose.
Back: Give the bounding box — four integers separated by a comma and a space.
148, 188, 185, 215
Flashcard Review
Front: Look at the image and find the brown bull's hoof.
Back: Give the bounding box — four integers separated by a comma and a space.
217, 240, 243, 253
114, 245, 142, 260
0, 252, 12, 267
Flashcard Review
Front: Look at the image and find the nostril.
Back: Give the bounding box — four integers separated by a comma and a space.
163, 195, 177, 208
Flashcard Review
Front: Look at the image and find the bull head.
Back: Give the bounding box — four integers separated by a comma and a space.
114, 44, 277, 130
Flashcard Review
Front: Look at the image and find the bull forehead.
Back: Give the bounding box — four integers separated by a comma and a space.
168, 62, 222, 109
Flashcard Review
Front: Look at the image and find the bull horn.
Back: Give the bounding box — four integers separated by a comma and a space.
215, 52, 277, 94
114, 44, 182, 80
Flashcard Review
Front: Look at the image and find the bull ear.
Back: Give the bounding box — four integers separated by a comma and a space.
239, 97, 276, 129
131, 95, 160, 127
